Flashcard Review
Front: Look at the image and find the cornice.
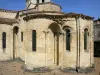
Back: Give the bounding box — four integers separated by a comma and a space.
0, 17, 18, 25
23, 13, 94, 21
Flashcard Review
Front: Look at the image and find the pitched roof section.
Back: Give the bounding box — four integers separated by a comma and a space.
20, 11, 64, 16
36, 2, 62, 9
22, 12, 94, 20
65, 12, 94, 20
0, 9, 18, 13
0, 17, 18, 24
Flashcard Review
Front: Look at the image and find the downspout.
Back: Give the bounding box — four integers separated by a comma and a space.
76, 15, 81, 72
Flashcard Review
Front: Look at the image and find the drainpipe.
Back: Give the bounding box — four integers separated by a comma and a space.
76, 15, 81, 72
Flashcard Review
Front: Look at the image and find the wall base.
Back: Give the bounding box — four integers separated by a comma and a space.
60, 67, 94, 73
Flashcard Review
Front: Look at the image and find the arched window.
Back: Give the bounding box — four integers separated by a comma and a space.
42, 0, 45, 3
84, 28, 88, 50
32, 30, 36, 51
21, 32, 23, 42
66, 29, 70, 51
2, 32, 6, 49
37, 0, 39, 3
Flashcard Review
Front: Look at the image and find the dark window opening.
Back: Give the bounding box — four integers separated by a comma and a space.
37, 0, 39, 3
2, 32, 6, 49
21, 32, 23, 42
32, 30, 36, 51
97, 31, 100, 37
42, 0, 45, 3
84, 28, 88, 50
66, 29, 70, 51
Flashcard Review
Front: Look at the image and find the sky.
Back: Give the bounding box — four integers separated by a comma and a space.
0, 0, 100, 19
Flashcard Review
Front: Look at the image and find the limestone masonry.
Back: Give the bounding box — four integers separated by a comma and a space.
0, 0, 94, 72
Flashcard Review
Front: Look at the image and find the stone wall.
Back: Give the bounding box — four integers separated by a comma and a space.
94, 24, 100, 41
0, 24, 13, 60
19, 16, 93, 70
0, 0, 94, 72
37, 3, 61, 12
0, 14, 93, 70
79, 18, 94, 68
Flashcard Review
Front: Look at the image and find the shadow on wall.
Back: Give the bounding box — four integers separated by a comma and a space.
94, 41, 100, 57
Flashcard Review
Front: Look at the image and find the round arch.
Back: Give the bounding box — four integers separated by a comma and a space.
82, 26, 89, 32
62, 25, 73, 32
48, 22, 62, 34
13, 26, 19, 34
13, 26, 19, 59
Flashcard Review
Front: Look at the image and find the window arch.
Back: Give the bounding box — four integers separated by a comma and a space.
84, 28, 88, 50
66, 29, 71, 51
2, 32, 6, 49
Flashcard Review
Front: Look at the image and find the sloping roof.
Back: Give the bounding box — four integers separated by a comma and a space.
23, 12, 94, 20
0, 17, 18, 24
20, 11, 64, 16
65, 12, 94, 20
35, 2, 62, 9
0, 9, 18, 13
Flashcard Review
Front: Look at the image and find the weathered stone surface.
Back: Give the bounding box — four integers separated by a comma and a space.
0, 0, 94, 73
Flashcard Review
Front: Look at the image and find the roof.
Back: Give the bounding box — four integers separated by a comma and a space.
20, 11, 64, 16
35, 2, 62, 9
22, 12, 94, 20
94, 19, 100, 22
65, 12, 94, 20
0, 17, 18, 24
0, 9, 18, 13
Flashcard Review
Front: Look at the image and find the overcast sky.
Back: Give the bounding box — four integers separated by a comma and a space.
0, 0, 100, 19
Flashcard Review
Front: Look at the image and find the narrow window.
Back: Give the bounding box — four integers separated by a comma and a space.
84, 28, 88, 50
2, 32, 6, 49
42, 0, 44, 3
21, 32, 23, 42
37, 0, 39, 3
32, 30, 36, 51
66, 29, 70, 51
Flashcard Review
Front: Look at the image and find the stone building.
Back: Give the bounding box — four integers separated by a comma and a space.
94, 18, 100, 57
0, 0, 94, 72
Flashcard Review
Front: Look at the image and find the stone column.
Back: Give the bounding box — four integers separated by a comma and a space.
62, 32, 66, 68
59, 32, 65, 67
54, 33, 57, 65
43, 31, 49, 66
76, 17, 81, 71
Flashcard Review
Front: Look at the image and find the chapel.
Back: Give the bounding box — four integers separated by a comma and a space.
0, 0, 94, 72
